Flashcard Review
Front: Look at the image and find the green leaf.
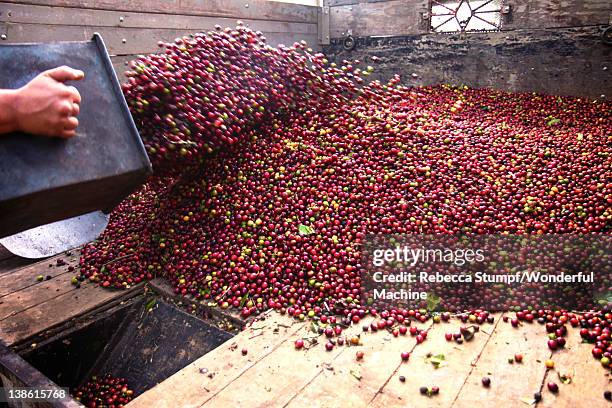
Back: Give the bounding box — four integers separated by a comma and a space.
428, 354, 446, 368
547, 118, 561, 126
145, 298, 156, 312
240, 293, 249, 308
350, 369, 362, 381
594, 291, 612, 304
577, 133, 584, 141
299, 224, 315, 235
426, 292, 441, 312
558, 371, 573, 384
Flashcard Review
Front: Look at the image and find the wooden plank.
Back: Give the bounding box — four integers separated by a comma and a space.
326, 0, 360, 6
0, 3, 317, 34
507, 0, 611, 30
200, 316, 365, 407
111, 54, 134, 82
326, 0, 394, 6
0, 269, 76, 321
0, 256, 34, 276
0, 0, 318, 23
329, 0, 428, 38
0, 281, 141, 346
286, 318, 433, 408
318, 5, 330, 45
127, 312, 306, 408
452, 318, 552, 407
1, 23, 320, 55
0, 251, 78, 297
370, 315, 501, 407
538, 324, 610, 408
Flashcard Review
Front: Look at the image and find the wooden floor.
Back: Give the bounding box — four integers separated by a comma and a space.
0, 247, 609, 407
128, 311, 611, 408
0, 246, 141, 348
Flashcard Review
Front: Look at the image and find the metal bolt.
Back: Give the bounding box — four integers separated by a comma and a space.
119, 16, 124, 22
0, 34, 6, 41
122, 38, 127, 43
245, 3, 249, 7
601, 94, 606, 99
603, 66, 608, 71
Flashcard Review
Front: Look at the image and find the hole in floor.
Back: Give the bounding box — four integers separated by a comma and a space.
18, 294, 234, 398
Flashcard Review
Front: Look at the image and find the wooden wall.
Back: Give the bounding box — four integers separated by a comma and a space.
509, 0, 612, 29
324, 27, 611, 99
329, 0, 428, 38
326, 0, 612, 38
0, 0, 320, 79
323, 0, 611, 99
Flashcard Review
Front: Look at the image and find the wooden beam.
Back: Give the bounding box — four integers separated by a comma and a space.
0, 0, 318, 23
0, 23, 319, 55
0, 3, 317, 34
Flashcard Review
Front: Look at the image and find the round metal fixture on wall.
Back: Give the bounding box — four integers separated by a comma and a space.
342, 35, 356, 51
602, 26, 612, 46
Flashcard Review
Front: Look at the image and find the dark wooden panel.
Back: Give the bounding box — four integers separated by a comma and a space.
0, 0, 318, 23
507, 0, 611, 29
0, 245, 12, 262
0, 256, 34, 276
111, 55, 134, 82
0, 23, 319, 55
0, 3, 317, 34
324, 27, 611, 99
329, 0, 428, 38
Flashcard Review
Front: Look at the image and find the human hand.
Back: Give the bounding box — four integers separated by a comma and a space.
12, 66, 84, 138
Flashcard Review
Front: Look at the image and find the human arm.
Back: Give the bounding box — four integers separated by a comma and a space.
0, 66, 84, 138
